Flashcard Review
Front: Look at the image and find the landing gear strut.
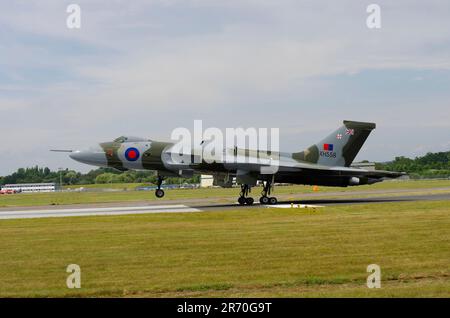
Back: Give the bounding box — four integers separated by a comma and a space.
259, 181, 277, 205
155, 176, 165, 198
238, 184, 254, 205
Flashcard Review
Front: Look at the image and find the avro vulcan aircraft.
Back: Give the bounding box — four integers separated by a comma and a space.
57, 120, 404, 205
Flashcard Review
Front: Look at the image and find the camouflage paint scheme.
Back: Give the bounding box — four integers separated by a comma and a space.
69, 120, 405, 188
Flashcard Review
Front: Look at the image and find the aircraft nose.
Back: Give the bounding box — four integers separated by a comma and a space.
69, 146, 107, 166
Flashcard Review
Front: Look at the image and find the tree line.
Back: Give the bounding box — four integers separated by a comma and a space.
375, 151, 450, 179
0, 166, 200, 186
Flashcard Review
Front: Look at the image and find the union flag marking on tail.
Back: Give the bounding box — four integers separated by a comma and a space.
345, 128, 354, 135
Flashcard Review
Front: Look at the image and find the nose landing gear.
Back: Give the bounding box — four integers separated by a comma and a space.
155, 176, 165, 198
238, 184, 254, 205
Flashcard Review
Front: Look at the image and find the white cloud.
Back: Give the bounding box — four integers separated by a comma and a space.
1, 0, 450, 173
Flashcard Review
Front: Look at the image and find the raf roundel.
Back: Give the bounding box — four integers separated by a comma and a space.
125, 147, 140, 161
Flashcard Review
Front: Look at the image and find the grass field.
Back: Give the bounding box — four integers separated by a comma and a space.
64, 183, 149, 191
1, 179, 450, 207
0, 200, 448, 297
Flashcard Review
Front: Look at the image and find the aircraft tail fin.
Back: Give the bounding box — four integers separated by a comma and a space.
293, 120, 376, 167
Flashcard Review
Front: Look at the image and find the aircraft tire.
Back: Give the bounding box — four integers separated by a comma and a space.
155, 189, 165, 198
260, 196, 269, 204
245, 197, 254, 205
269, 197, 278, 205
238, 197, 246, 205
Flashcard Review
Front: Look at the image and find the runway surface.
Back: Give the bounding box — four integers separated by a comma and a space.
0, 191, 449, 220
0, 204, 200, 220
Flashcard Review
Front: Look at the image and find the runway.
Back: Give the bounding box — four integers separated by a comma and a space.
198, 192, 450, 211
0, 204, 200, 220
0, 192, 448, 220
276, 192, 450, 206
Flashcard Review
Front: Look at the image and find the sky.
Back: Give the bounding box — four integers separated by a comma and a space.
0, 0, 449, 175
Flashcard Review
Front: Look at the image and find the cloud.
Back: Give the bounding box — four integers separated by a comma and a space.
1, 0, 450, 174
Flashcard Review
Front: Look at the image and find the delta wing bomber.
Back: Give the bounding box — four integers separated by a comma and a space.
57, 120, 405, 205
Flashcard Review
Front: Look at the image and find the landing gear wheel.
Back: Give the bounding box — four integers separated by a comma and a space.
269, 197, 278, 205
238, 197, 246, 205
260, 196, 269, 204
237, 184, 253, 206
155, 176, 165, 198
155, 189, 165, 198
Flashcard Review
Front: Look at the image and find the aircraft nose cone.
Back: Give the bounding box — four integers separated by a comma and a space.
69, 150, 88, 163
69, 146, 107, 167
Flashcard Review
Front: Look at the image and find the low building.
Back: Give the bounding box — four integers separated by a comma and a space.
1, 183, 59, 193
200, 175, 214, 188
351, 162, 376, 171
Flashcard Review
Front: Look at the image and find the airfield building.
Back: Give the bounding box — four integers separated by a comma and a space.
1, 183, 59, 193
200, 175, 214, 187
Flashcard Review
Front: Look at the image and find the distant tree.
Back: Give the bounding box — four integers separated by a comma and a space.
378, 151, 450, 178
95, 173, 115, 184
64, 171, 78, 185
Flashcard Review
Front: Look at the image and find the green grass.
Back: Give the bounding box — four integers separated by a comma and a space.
64, 183, 149, 191
0, 200, 448, 297
1, 179, 450, 207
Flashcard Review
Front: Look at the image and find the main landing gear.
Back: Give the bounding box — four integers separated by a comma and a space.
155, 176, 165, 198
238, 184, 254, 205
259, 181, 277, 205
237, 182, 278, 205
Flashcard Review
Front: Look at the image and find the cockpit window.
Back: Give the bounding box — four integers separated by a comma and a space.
113, 136, 148, 143
114, 136, 127, 143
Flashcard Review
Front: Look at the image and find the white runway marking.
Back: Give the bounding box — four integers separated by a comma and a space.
0, 205, 201, 220
264, 204, 324, 209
